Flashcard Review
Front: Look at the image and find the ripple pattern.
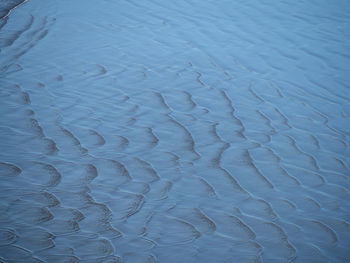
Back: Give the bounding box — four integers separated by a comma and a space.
0, 0, 350, 262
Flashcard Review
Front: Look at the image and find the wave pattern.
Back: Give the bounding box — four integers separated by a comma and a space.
0, 0, 350, 262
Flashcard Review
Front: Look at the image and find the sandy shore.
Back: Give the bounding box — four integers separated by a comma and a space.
0, 0, 350, 262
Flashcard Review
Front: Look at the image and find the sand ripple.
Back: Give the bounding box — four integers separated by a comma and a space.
1, 0, 350, 262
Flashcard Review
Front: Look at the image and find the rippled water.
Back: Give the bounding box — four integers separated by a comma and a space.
0, 0, 350, 262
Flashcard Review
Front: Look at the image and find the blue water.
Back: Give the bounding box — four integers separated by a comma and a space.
1, 0, 350, 262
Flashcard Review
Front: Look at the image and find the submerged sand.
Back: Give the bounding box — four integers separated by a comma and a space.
0, 0, 350, 262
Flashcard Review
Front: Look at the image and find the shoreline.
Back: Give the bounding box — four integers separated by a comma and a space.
0, 0, 27, 19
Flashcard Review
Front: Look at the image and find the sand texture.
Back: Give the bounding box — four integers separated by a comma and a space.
0, 0, 350, 262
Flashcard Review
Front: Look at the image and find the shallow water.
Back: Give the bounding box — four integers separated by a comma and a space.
0, 0, 350, 262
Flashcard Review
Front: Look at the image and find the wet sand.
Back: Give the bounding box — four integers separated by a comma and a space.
0, 0, 350, 262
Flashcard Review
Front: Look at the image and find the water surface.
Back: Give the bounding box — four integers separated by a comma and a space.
0, 0, 350, 262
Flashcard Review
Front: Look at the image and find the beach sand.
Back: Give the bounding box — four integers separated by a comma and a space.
0, 0, 350, 262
